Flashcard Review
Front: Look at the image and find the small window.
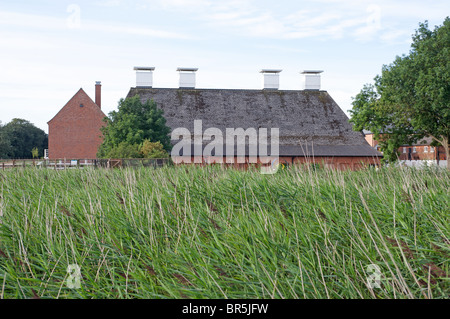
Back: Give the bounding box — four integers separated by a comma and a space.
413, 147, 417, 153
424, 146, 428, 153
430, 147, 434, 153
403, 147, 406, 154
80, 103, 84, 107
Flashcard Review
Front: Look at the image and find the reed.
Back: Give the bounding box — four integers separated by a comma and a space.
0, 165, 448, 299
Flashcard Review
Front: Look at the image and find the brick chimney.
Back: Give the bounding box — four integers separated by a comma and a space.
95, 81, 101, 108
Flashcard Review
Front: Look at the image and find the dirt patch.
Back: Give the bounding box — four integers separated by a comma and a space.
145, 265, 156, 276
31, 289, 40, 299
116, 193, 125, 205
318, 210, 328, 221
59, 205, 72, 217
174, 273, 192, 286
118, 272, 131, 280
198, 227, 209, 238
431, 243, 450, 258
418, 263, 448, 286
385, 237, 415, 259
423, 263, 448, 279
280, 206, 289, 219
208, 217, 221, 230
215, 266, 228, 278
400, 190, 413, 203
278, 221, 287, 234
207, 200, 219, 214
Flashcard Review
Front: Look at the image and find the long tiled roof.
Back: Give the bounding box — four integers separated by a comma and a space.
126, 87, 382, 157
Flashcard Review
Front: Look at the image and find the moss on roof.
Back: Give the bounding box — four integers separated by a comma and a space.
126, 88, 381, 157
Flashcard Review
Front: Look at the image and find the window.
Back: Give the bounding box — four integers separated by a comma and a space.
403, 147, 406, 153
424, 146, 428, 153
413, 147, 417, 153
430, 147, 434, 153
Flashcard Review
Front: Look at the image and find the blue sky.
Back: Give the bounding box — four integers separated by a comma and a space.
0, 0, 448, 133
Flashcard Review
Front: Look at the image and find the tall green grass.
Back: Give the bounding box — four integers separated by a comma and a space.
0, 165, 448, 299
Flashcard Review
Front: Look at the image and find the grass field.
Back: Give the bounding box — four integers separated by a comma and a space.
0, 165, 448, 299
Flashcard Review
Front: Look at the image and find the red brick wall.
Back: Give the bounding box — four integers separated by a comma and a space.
172, 155, 381, 170
398, 145, 446, 161
289, 156, 380, 170
48, 89, 106, 159
364, 134, 378, 148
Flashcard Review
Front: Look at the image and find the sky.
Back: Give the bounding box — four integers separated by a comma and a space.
0, 0, 449, 134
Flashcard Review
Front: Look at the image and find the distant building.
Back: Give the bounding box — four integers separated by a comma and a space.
126, 67, 382, 169
47, 82, 106, 159
363, 130, 382, 151
398, 137, 447, 167
363, 132, 447, 167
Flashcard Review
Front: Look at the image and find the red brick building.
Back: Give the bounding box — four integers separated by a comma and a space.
47, 82, 106, 159
364, 132, 447, 166
397, 138, 446, 162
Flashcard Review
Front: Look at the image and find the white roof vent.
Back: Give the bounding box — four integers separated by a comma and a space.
301, 70, 323, 90
177, 67, 198, 89
260, 69, 282, 90
134, 66, 155, 88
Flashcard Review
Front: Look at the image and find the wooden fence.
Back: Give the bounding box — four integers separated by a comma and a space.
0, 158, 172, 170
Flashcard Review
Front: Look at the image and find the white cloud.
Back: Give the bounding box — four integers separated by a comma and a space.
1, 0, 448, 134
94, 0, 122, 7
164, 1, 379, 40
153, 0, 212, 10
0, 10, 190, 39
379, 29, 411, 44
85, 21, 191, 39
164, 0, 447, 42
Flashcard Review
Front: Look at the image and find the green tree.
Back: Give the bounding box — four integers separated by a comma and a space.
106, 142, 142, 158
31, 147, 39, 159
350, 18, 450, 168
0, 121, 13, 158
1, 119, 48, 159
98, 95, 172, 158
140, 140, 169, 158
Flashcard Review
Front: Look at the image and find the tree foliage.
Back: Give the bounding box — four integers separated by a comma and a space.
140, 140, 168, 158
31, 147, 39, 159
105, 142, 141, 159
101, 140, 169, 159
0, 118, 48, 159
0, 121, 12, 158
350, 17, 450, 167
97, 95, 172, 158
